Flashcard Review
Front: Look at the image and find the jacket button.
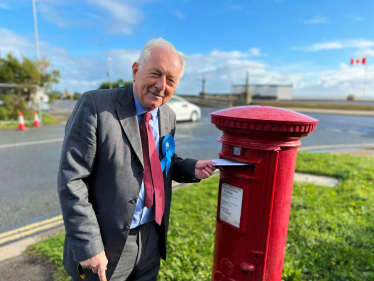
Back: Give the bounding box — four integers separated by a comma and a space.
138, 171, 144, 176
123, 225, 130, 231
129, 198, 138, 204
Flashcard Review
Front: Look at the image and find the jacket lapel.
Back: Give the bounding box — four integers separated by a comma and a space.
115, 85, 143, 166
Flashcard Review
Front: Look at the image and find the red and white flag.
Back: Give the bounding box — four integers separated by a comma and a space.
350, 58, 366, 65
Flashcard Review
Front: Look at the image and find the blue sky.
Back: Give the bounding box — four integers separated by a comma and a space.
1, 0, 374, 99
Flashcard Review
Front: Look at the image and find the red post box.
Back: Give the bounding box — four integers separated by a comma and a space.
210, 106, 318, 281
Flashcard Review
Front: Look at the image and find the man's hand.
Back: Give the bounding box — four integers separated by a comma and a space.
195, 160, 217, 179
80, 251, 108, 281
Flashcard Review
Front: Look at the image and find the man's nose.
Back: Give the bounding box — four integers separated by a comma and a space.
155, 76, 166, 91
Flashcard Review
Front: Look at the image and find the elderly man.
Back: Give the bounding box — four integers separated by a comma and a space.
58, 38, 216, 281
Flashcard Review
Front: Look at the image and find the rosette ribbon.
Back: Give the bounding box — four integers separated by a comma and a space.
160, 134, 175, 175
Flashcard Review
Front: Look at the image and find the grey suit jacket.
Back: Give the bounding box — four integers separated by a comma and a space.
57, 85, 198, 279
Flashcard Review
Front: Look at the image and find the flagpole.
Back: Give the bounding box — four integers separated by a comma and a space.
363, 58, 367, 98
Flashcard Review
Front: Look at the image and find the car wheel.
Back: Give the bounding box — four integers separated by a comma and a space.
190, 111, 198, 122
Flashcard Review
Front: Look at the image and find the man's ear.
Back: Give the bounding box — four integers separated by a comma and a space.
132, 62, 139, 82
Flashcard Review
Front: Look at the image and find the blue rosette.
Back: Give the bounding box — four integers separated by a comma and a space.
160, 134, 175, 175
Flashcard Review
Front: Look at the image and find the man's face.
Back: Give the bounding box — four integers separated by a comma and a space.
132, 47, 182, 111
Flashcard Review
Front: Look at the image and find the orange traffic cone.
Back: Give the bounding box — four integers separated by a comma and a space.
33, 111, 41, 127
18, 112, 26, 130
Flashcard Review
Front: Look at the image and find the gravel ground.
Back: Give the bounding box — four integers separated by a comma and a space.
0, 255, 55, 281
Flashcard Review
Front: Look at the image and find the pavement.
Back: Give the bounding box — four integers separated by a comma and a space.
331, 147, 374, 157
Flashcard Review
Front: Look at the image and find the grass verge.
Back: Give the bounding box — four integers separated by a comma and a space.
27, 152, 374, 280
0, 113, 58, 129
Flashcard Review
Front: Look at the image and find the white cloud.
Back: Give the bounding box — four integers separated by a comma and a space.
347, 15, 363, 21
0, 28, 35, 59
176, 49, 268, 94
178, 47, 374, 100
0, 28, 32, 50
294, 39, 374, 52
353, 48, 374, 58
28, 0, 145, 35
86, 0, 144, 35
249, 48, 262, 57
303, 16, 327, 24
293, 64, 374, 98
0, 28, 135, 92
172, 9, 185, 19
2, 28, 373, 99
0, 2, 10, 9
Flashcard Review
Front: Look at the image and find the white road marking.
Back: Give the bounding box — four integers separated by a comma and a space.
0, 215, 63, 240
0, 220, 64, 245
0, 181, 184, 250
0, 138, 64, 149
326, 128, 342, 132
347, 130, 367, 135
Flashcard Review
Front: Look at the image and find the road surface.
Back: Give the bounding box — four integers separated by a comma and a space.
1, 102, 374, 235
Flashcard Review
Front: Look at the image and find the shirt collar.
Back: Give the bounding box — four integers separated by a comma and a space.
132, 87, 158, 120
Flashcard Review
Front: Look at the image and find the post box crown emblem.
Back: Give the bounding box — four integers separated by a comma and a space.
211, 106, 318, 135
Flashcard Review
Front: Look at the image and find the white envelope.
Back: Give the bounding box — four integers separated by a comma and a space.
211, 159, 249, 166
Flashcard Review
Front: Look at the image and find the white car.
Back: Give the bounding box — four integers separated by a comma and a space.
168, 95, 201, 122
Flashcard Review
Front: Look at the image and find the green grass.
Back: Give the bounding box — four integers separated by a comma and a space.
0, 112, 58, 129
27, 232, 68, 281
284, 152, 374, 281
27, 152, 374, 280
158, 176, 218, 280
41, 113, 60, 125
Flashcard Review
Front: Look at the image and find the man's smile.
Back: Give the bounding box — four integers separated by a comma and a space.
149, 91, 163, 98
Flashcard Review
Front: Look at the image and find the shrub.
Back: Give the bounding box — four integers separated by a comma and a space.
0, 106, 10, 120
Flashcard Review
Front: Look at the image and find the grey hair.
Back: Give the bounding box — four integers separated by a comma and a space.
137, 38, 186, 79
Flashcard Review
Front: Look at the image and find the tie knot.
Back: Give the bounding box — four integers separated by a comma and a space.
143, 112, 152, 123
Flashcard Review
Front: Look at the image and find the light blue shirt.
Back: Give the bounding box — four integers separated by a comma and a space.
130, 91, 160, 229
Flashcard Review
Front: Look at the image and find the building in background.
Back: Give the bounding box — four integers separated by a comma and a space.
33, 86, 49, 103
233, 84, 293, 100
0, 83, 49, 109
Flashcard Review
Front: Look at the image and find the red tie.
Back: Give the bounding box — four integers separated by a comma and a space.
140, 112, 165, 225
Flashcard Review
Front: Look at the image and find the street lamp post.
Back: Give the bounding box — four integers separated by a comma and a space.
108, 57, 112, 89
32, 0, 40, 61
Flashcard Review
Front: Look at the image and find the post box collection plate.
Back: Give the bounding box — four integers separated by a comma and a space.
220, 183, 243, 228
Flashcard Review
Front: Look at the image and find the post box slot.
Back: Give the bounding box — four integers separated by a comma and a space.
220, 165, 256, 180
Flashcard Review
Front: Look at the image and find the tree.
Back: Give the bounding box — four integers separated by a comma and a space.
0, 54, 60, 119
98, 80, 132, 89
